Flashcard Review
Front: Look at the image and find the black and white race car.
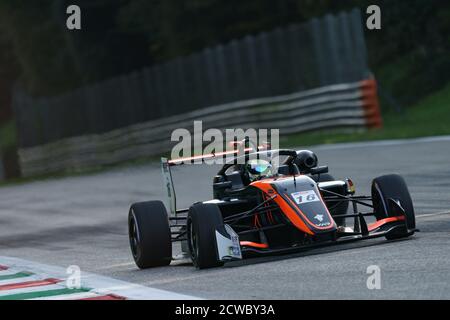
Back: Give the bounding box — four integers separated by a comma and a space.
128, 147, 417, 269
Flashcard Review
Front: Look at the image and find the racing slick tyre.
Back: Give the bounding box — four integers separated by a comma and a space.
187, 203, 224, 269
128, 201, 172, 268
313, 173, 349, 225
371, 174, 416, 240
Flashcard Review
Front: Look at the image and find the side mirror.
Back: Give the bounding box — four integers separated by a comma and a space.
310, 166, 329, 175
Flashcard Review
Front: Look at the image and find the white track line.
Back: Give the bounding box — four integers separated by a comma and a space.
0, 284, 64, 297
417, 211, 450, 219
0, 256, 200, 300
0, 274, 40, 286
94, 262, 136, 270
30, 292, 100, 300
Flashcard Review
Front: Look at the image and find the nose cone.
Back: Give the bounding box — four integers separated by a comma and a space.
272, 175, 337, 233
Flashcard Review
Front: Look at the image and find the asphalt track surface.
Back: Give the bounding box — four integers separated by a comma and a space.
0, 137, 450, 299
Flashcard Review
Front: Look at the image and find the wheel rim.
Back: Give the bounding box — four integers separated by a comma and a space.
187, 217, 199, 264
129, 210, 140, 258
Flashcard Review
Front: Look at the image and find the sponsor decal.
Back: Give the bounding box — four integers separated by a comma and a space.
291, 190, 320, 205
228, 226, 242, 258
315, 222, 331, 227
314, 214, 324, 222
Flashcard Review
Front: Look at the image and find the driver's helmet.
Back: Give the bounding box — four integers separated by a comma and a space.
245, 159, 273, 181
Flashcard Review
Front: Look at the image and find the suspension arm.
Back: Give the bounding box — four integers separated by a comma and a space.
320, 189, 374, 208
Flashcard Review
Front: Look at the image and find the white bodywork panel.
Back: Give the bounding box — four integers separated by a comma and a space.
215, 224, 242, 261
161, 157, 176, 216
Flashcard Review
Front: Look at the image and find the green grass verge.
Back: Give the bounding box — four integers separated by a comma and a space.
282, 82, 450, 148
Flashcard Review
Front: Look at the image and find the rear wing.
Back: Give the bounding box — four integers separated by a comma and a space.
160, 139, 271, 216
160, 149, 253, 216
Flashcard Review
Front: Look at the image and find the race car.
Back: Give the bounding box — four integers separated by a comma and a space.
128, 147, 417, 269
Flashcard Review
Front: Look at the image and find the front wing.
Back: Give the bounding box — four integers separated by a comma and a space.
215, 213, 415, 261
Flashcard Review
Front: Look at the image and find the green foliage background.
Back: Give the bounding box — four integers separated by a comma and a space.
0, 0, 448, 105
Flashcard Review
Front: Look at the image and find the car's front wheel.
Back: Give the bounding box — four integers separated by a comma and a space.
187, 203, 224, 269
371, 174, 416, 240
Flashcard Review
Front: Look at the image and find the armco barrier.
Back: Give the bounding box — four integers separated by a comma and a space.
17, 78, 381, 177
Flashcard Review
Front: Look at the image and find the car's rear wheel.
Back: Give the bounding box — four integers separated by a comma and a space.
371, 174, 415, 240
128, 201, 172, 268
187, 203, 224, 269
